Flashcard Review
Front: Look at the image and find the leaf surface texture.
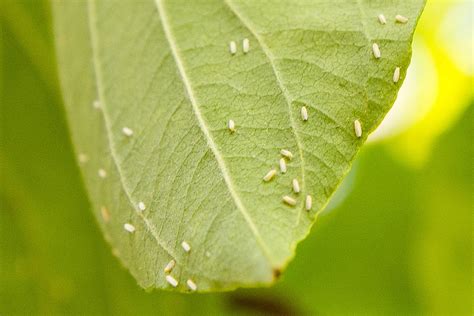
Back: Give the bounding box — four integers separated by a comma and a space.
53, 0, 425, 291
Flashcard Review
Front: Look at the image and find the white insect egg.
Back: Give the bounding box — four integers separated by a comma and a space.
292, 178, 300, 193
100, 206, 110, 222
305, 195, 312, 211
354, 119, 362, 138
164, 259, 176, 273
124, 223, 136, 233
301, 106, 308, 121
283, 195, 296, 206
279, 158, 287, 173
393, 67, 401, 83
165, 275, 178, 287
263, 169, 277, 182
78, 153, 89, 164
378, 14, 387, 25
395, 14, 408, 23
186, 279, 197, 291
372, 43, 381, 59
229, 41, 237, 55
122, 127, 134, 137
138, 202, 146, 211
242, 38, 250, 53
93, 100, 101, 109
181, 241, 191, 253
228, 119, 235, 132
280, 149, 293, 160
98, 168, 107, 178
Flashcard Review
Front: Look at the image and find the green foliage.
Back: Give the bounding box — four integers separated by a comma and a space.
1, 0, 471, 312
52, 0, 425, 291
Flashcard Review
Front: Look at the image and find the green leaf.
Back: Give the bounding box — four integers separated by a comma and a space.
52, 0, 425, 291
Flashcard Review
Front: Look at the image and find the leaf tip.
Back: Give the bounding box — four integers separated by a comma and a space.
272, 268, 282, 280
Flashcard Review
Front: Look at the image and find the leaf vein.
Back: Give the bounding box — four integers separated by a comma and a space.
86, 0, 178, 263
223, 0, 308, 230
153, 0, 276, 267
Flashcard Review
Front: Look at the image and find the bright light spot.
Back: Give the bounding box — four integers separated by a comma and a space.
369, 39, 438, 142
438, 1, 474, 76
323, 162, 358, 214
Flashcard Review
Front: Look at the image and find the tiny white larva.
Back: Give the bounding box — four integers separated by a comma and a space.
378, 14, 387, 25
93, 100, 101, 109
98, 168, 107, 178
242, 38, 250, 53
354, 120, 362, 138
122, 127, 133, 137
165, 275, 178, 287
395, 15, 408, 23
372, 43, 381, 59
393, 67, 401, 83
305, 195, 312, 211
283, 195, 296, 206
186, 279, 197, 291
181, 241, 191, 253
229, 41, 237, 55
280, 149, 293, 160
292, 178, 300, 193
263, 169, 277, 182
124, 223, 136, 233
78, 153, 89, 164
100, 206, 110, 222
164, 259, 176, 273
301, 106, 308, 121
228, 119, 235, 132
279, 158, 287, 174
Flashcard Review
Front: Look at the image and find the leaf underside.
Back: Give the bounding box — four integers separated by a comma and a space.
53, 0, 425, 292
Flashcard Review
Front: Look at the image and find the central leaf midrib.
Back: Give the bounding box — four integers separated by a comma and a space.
223, 0, 307, 229
86, 0, 178, 263
153, 0, 276, 267
86, 0, 231, 284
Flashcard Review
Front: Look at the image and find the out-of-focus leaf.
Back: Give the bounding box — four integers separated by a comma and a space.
229, 104, 473, 315
389, 0, 473, 167
412, 104, 472, 314
0, 1, 221, 314
53, 0, 425, 291
0, 0, 470, 313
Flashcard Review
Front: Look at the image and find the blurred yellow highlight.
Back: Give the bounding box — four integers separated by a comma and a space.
370, 0, 473, 168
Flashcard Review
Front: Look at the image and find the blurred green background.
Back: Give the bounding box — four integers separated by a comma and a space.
1, 0, 472, 314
